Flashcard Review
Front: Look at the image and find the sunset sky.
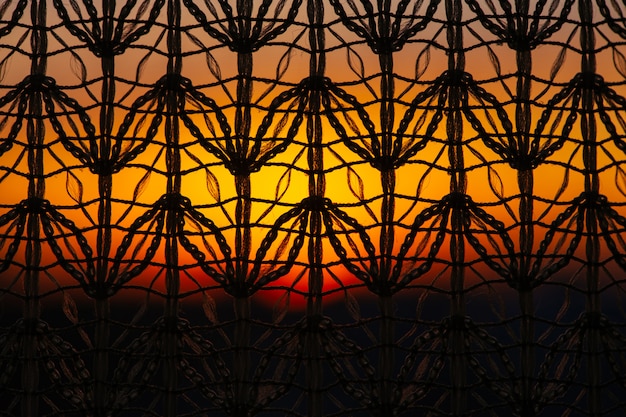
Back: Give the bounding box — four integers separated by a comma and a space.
1, 0, 625, 309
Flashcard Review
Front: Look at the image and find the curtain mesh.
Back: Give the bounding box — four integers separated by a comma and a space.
1, 0, 626, 415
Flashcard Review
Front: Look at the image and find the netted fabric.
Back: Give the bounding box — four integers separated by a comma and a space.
1, 0, 626, 416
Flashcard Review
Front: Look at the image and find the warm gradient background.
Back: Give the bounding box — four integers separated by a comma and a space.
1, 0, 626, 416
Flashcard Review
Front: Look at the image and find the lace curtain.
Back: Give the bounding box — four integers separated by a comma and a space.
1, 0, 625, 416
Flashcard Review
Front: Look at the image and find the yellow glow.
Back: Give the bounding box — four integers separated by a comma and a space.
1, 4, 625, 310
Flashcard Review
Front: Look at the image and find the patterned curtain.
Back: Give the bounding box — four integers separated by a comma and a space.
1, 0, 625, 415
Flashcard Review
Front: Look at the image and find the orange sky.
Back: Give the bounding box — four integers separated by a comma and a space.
1, 3, 625, 309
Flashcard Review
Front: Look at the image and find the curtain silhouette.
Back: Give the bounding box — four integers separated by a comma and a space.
1, 0, 626, 416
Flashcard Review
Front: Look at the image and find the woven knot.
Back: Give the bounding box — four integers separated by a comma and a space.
444, 192, 468, 209
160, 73, 185, 92
24, 73, 52, 92
371, 36, 401, 54
509, 153, 536, 170
302, 76, 329, 92
91, 39, 122, 57
21, 197, 48, 214
584, 311, 604, 329
18, 318, 46, 335
581, 191, 606, 208
305, 314, 330, 333
225, 279, 252, 298
367, 278, 392, 296
229, 36, 258, 53
371, 155, 397, 171
159, 193, 189, 211
448, 314, 468, 331
579, 72, 601, 90
506, 32, 533, 51
226, 157, 254, 176
301, 196, 329, 212
90, 158, 115, 175
86, 283, 115, 300
444, 69, 468, 87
